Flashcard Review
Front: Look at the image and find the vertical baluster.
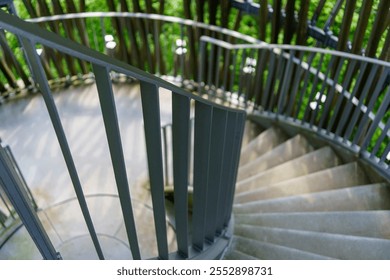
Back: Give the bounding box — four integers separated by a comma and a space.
192, 101, 213, 251
0, 150, 59, 259
237, 50, 248, 101
310, 55, 337, 126
229, 49, 238, 105
360, 87, 390, 153
222, 48, 231, 97
198, 40, 206, 94
344, 64, 380, 140
215, 45, 222, 93
140, 81, 169, 260
318, 56, 345, 130
380, 141, 390, 165
154, 20, 161, 75
353, 68, 389, 145
22, 37, 104, 260
253, 48, 267, 110
335, 62, 368, 136
205, 108, 228, 242
224, 112, 246, 225
370, 118, 390, 159
302, 52, 325, 124
207, 43, 215, 93
93, 64, 140, 259
263, 50, 276, 111
216, 111, 236, 233
172, 93, 191, 258
326, 60, 358, 132
286, 51, 305, 118
268, 51, 285, 113
277, 50, 296, 116
294, 50, 315, 120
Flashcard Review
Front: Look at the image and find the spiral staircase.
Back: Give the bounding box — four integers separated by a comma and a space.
224, 124, 390, 259
1, 3, 390, 260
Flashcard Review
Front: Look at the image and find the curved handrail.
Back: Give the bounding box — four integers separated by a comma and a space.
198, 35, 390, 179
0, 11, 246, 260
25, 12, 262, 45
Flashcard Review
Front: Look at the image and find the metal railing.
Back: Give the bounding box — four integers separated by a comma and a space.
199, 36, 390, 180
0, 139, 38, 248
0, 12, 262, 102
0, 11, 246, 259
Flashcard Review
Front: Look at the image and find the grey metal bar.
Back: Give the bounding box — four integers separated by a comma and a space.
302, 52, 325, 123
310, 54, 337, 126
224, 112, 246, 225
263, 51, 276, 110
335, 62, 368, 136
278, 50, 296, 115
294, 51, 315, 120
21, 37, 105, 260
216, 111, 236, 232
93, 64, 141, 260
286, 51, 305, 117
192, 101, 213, 251
253, 49, 267, 110
380, 141, 390, 164
3, 145, 37, 210
353, 68, 390, 145
0, 149, 59, 260
229, 49, 238, 102
318, 57, 345, 130
215, 45, 222, 91
326, 59, 358, 132
205, 108, 228, 242
371, 118, 390, 158
237, 50, 248, 100
344, 64, 380, 140
140, 81, 169, 260
172, 93, 191, 258
269, 51, 286, 113
222, 48, 231, 96
153, 20, 161, 75
207, 43, 216, 92
0, 187, 15, 219
360, 87, 390, 152
198, 40, 206, 94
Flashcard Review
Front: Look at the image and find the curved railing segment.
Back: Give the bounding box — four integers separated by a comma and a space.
0, 12, 263, 102
0, 11, 246, 260
198, 36, 390, 180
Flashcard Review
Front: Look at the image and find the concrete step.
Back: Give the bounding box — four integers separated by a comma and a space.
241, 121, 263, 148
236, 146, 341, 194
228, 236, 333, 260
235, 211, 390, 239
234, 224, 390, 259
235, 162, 370, 203
239, 127, 287, 166
223, 249, 258, 260
234, 183, 390, 214
237, 134, 314, 181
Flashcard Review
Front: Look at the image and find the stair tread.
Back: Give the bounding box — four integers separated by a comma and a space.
241, 121, 263, 148
223, 249, 258, 260
235, 211, 390, 239
236, 146, 341, 193
239, 127, 287, 166
237, 134, 314, 181
235, 162, 370, 203
229, 236, 333, 260
234, 224, 390, 259
234, 183, 390, 213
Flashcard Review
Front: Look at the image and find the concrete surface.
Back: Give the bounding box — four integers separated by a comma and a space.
0, 82, 176, 259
